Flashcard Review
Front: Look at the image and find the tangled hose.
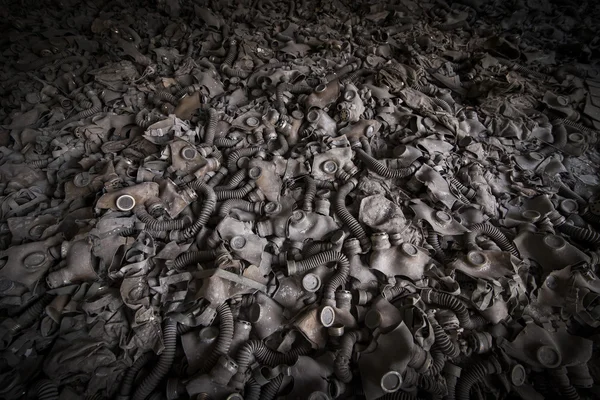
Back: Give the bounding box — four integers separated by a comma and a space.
244, 377, 261, 400
208, 167, 229, 187
419, 372, 447, 395
226, 148, 263, 171
154, 89, 178, 105
303, 241, 333, 257
172, 250, 218, 270
421, 290, 486, 330
468, 223, 520, 258
549, 367, 580, 400
134, 205, 190, 231
204, 108, 218, 146
455, 357, 500, 400
426, 225, 445, 261
218, 199, 263, 218
214, 137, 241, 148
215, 181, 257, 201
170, 180, 216, 240
132, 319, 178, 400
376, 391, 420, 399
118, 352, 154, 398
431, 321, 460, 358
334, 179, 370, 251
202, 302, 234, 373
34, 379, 59, 400
135, 110, 159, 129
355, 148, 420, 179
215, 169, 248, 190
261, 374, 285, 400
557, 223, 600, 247
232, 340, 310, 387
334, 330, 366, 383
51, 90, 102, 128
303, 175, 316, 212
427, 345, 445, 375
288, 251, 350, 300
8, 294, 53, 338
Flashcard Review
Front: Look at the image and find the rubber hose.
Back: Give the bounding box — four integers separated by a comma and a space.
431, 322, 460, 358
261, 374, 284, 400
433, 97, 453, 113
419, 373, 447, 395
10, 294, 53, 336
172, 250, 218, 270
73, 92, 92, 109
234, 340, 310, 383
34, 379, 59, 400
223, 41, 237, 66
118, 352, 154, 398
326, 61, 359, 82
214, 137, 241, 148
382, 283, 406, 301
533, 373, 553, 399
218, 199, 258, 218
455, 359, 496, 400
244, 377, 261, 400
449, 177, 474, 199
445, 373, 458, 400
428, 345, 445, 375
154, 90, 178, 105
554, 118, 596, 135
135, 110, 159, 129
215, 169, 248, 190
226, 148, 263, 171
359, 136, 372, 156
303, 242, 333, 257
132, 319, 178, 400
334, 330, 365, 383
134, 206, 190, 231
303, 175, 316, 212
204, 108, 218, 146
178, 180, 217, 239
215, 181, 257, 201
176, 83, 204, 98
581, 209, 600, 226
557, 223, 600, 247
292, 251, 349, 275
426, 225, 445, 260
347, 69, 374, 85
276, 82, 313, 114
272, 134, 289, 156
355, 148, 420, 179
469, 223, 519, 258
52, 91, 102, 128
376, 391, 419, 399
422, 290, 485, 330
549, 368, 580, 400
202, 302, 234, 373
222, 64, 250, 78
334, 180, 370, 251
324, 257, 351, 301
207, 168, 228, 187
413, 84, 437, 96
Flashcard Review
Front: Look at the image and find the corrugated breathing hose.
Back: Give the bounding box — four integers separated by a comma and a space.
334, 179, 370, 251
132, 319, 178, 400
202, 302, 234, 373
